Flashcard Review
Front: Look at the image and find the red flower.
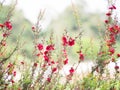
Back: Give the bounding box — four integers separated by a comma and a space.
34, 63, 38, 67
13, 71, 16, 77
3, 33, 10, 37
46, 44, 54, 51
79, 53, 84, 61
106, 12, 111, 16
112, 5, 116, 9
4, 21, 12, 30
44, 50, 48, 55
52, 67, 57, 73
62, 36, 68, 46
51, 60, 55, 64
47, 77, 51, 82
115, 65, 119, 70
109, 47, 115, 55
69, 67, 74, 75
63, 59, 68, 65
44, 55, 49, 62
37, 43, 43, 50
68, 37, 75, 46
104, 20, 109, 24
117, 54, 120, 57
7, 63, 13, 68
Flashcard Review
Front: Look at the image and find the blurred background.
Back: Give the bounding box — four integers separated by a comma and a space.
0, 0, 120, 62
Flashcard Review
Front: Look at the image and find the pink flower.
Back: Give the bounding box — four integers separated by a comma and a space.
115, 65, 119, 70
79, 53, 84, 61
4, 21, 12, 30
68, 38, 75, 46
52, 67, 57, 73
37, 43, 43, 50
13, 71, 16, 77
109, 47, 115, 55
47, 77, 51, 82
69, 67, 74, 75
44, 55, 49, 62
117, 54, 120, 57
62, 36, 68, 46
106, 12, 111, 16
63, 59, 68, 65
46, 44, 54, 51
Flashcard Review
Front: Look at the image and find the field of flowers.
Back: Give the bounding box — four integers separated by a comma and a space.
0, 0, 120, 90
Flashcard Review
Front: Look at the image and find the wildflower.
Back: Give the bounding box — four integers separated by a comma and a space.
63, 59, 68, 65
112, 5, 116, 9
37, 43, 43, 50
7, 63, 13, 68
51, 60, 55, 64
47, 77, 51, 82
69, 67, 74, 75
46, 44, 54, 51
117, 54, 120, 57
79, 53, 84, 61
68, 37, 75, 46
3, 33, 10, 37
104, 20, 109, 24
115, 65, 119, 70
106, 12, 111, 16
44, 55, 49, 62
52, 67, 57, 73
109, 47, 115, 55
13, 71, 16, 77
4, 21, 12, 30
62, 36, 68, 46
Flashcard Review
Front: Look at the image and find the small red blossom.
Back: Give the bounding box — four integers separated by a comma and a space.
51, 60, 55, 64
106, 12, 111, 16
68, 38, 75, 46
34, 63, 38, 67
44, 50, 48, 55
37, 43, 43, 50
109, 47, 115, 55
112, 5, 116, 9
4, 21, 12, 30
44, 55, 49, 62
117, 53, 120, 57
63, 59, 68, 65
8, 63, 13, 68
13, 71, 16, 77
46, 44, 54, 51
115, 65, 119, 70
69, 67, 74, 75
3, 33, 10, 37
109, 25, 120, 34
62, 36, 68, 46
104, 20, 109, 24
79, 53, 84, 61
52, 67, 57, 73
47, 77, 51, 82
